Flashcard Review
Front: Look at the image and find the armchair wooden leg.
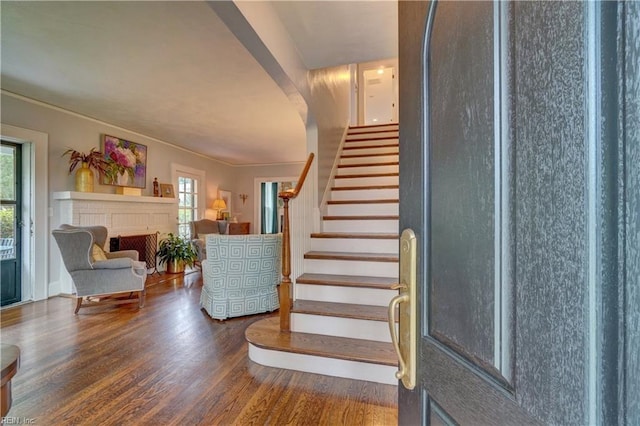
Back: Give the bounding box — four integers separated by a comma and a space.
138, 289, 146, 308
74, 297, 83, 314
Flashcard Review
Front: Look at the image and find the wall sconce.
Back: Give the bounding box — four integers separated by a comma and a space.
239, 193, 248, 205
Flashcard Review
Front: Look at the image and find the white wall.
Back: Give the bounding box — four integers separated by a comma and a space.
308, 65, 351, 204
1, 93, 236, 198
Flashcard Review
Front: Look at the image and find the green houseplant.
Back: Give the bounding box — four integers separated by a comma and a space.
156, 233, 197, 274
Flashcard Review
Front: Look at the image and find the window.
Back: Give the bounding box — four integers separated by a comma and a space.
172, 164, 205, 241
178, 176, 198, 239
177, 176, 198, 239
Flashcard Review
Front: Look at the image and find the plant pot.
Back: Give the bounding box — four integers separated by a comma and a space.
166, 259, 185, 274
75, 162, 94, 192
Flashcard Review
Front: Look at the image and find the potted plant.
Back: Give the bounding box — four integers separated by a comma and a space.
156, 233, 197, 274
62, 147, 108, 192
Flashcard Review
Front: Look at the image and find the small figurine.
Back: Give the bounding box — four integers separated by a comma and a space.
153, 177, 159, 197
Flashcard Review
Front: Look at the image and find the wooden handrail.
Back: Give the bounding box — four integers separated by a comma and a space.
278, 153, 314, 332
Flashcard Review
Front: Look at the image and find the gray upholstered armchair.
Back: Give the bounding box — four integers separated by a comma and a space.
190, 219, 220, 264
52, 225, 147, 313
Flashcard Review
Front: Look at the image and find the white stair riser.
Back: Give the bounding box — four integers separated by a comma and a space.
292, 313, 392, 342
327, 202, 398, 216
349, 127, 398, 135
310, 238, 398, 254
331, 188, 399, 201
340, 154, 398, 166
304, 259, 398, 278
334, 175, 398, 187
248, 344, 397, 385
344, 139, 399, 149
322, 219, 398, 233
295, 284, 397, 306
343, 146, 399, 156
338, 164, 399, 175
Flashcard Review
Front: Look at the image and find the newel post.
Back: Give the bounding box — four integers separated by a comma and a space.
279, 194, 293, 331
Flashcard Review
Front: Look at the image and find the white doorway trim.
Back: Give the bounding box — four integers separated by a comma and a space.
0, 124, 49, 302
253, 176, 297, 234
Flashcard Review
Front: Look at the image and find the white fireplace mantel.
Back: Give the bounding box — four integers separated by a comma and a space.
53, 191, 177, 204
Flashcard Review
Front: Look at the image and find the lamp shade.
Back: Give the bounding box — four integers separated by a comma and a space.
212, 199, 227, 210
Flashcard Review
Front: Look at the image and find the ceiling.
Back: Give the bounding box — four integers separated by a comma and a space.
1, 1, 398, 165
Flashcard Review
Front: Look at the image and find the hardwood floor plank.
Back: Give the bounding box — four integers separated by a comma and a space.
0, 271, 397, 425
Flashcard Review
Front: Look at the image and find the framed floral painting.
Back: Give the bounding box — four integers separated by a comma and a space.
102, 135, 147, 188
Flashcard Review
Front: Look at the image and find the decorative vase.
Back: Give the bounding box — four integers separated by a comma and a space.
166, 259, 185, 274
75, 162, 94, 192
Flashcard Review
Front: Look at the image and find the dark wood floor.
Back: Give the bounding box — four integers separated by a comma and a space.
0, 272, 397, 425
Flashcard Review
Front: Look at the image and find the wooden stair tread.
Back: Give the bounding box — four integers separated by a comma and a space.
335, 172, 399, 179
331, 185, 399, 191
341, 152, 398, 159
338, 161, 399, 168
343, 143, 399, 151
296, 273, 398, 289
327, 199, 399, 205
323, 215, 398, 221
292, 300, 396, 323
349, 123, 399, 130
346, 136, 399, 142
245, 317, 397, 366
304, 251, 398, 262
311, 232, 398, 239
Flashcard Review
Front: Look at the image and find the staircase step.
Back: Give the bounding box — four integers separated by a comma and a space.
323, 215, 398, 221
348, 124, 398, 134
343, 143, 399, 151
322, 218, 398, 233
343, 139, 399, 149
327, 201, 398, 216
340, 154, 398, 166
332, 185, 398, 191
304, 251, 398, 262
296, 274, 398, 305
341, 147, 399, 158
337, 163, 399, 175
291, 300, 395, 342
327, 198, 399, 204
335, 172, 399, 179
334, 176, 398, 187
296, 273, 397, 289
341, 151, 399, 160
246, 317, 398, 384
293, 300, 393, 322
310, 233, 398, 254
311, 232, 398, 239
331, 188, 399, 202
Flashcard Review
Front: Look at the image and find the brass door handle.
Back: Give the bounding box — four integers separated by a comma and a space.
388, 229, 417, 389
388, 292, 409, 379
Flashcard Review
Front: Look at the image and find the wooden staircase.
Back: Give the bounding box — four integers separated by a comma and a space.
246, 123, 400, 385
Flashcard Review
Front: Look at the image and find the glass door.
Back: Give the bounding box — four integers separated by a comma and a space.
1, 141, 22, 306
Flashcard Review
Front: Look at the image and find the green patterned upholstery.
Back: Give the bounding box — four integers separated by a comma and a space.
200, 234, 282, 320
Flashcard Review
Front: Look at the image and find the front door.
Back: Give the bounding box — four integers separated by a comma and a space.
1, 141, 22, 306
398, 1, 634, 424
